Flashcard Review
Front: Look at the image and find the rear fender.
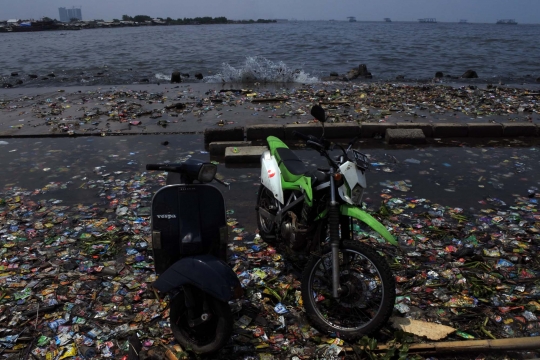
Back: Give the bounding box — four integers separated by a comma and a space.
153, 255, 241, 302
340, 204, 397, 245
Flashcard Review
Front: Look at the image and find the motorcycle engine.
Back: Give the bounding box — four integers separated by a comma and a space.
280, 211, 308, 251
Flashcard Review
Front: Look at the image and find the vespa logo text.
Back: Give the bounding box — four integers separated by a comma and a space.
157, 214, 177, 219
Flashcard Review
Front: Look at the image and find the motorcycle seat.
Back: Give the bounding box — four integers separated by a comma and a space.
276, 148, 306, 175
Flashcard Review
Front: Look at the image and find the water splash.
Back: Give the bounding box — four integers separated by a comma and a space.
204, 56, 319, 84
154, 73, 171, 81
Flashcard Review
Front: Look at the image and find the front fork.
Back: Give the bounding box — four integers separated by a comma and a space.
328, 173, 342, 298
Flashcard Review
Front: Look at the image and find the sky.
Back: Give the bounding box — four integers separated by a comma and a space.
1, 0, 539, 24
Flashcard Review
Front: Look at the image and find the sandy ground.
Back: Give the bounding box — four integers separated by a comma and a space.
1, 81, 539, 138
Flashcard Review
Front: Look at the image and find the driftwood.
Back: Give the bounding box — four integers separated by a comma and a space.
251, 97, 288, 103
347, 336, 540, 354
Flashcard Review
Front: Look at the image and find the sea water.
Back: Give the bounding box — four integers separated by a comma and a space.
1, 21, 539, 87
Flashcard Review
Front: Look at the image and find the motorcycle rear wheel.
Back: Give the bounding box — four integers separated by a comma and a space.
256, 184, 278, 241
301, 240, 395, 340
169, 290, 233, 354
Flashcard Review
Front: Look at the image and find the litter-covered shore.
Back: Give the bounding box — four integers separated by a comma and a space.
0, 81, 538, 138
1, 81, 540, 359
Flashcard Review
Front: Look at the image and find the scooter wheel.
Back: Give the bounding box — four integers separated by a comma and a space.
169, 290, 233, 354
301, 240, 395, 340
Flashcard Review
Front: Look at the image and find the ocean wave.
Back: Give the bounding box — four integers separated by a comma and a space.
204, 56, 319, 84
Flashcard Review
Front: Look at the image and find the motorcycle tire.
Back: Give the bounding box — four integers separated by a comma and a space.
301, 240, 395, 340
169, 290, 233, 354
256, 184, 277, 242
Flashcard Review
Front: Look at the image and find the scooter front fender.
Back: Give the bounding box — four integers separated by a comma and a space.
153, 254, 241, 302
340, 204, 398, 246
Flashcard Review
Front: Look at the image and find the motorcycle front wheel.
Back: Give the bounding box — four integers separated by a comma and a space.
169, 290, 233, 354
301, 240, 395, 340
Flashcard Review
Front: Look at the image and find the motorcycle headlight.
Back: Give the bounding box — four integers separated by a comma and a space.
351, 184, 364, 205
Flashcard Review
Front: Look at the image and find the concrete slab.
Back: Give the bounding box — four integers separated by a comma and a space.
204, 127, 244, 143
432, 123, 469, 138
385, 128, 426, 144
246, 124, 285, 141
502, 123, 538, 137
225, 146, 268, 164
322, 123, 360, 139
396, 123, 433, 137
208, 141, 252, 155
360, 123, 396, 138
284, 124, 325, 140
468, 123, 503, 137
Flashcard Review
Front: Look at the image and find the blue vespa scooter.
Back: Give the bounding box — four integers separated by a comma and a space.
146, 159, 242, 354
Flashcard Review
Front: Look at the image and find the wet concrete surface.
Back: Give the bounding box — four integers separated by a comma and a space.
2, 134, 540, 234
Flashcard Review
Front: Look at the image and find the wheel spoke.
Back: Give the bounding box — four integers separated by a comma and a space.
306, 246, 388, 332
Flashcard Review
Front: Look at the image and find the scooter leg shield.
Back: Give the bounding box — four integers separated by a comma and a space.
153, 254, 241, 302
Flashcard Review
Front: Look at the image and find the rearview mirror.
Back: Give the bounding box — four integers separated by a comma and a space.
310, 105, 326, 123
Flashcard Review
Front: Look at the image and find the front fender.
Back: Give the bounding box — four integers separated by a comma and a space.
340, 204, 398, 246
153, 254, 241, 302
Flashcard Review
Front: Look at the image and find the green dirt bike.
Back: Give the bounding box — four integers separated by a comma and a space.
256, 105, 397, 340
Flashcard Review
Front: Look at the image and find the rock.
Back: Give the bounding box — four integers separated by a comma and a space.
47, 73, 56, 77
95, 72, 104, 77
358, 64, 369, 76
435, 71, 444, 78
10, 72, 18, 77
41, 77, 49, 80
195, 73, 203, 80
139, 78, 149, 83
462, 70, 478, 78
170, 71, 181, 83
396, 75, 405, 80
16, 80, 23, 85
28, 74, 38, 79
330, 71, 339, 77
536, 77, 540, 83
321, 76, 340, 81
2, 83, 13, 88
347, 64, 372, 80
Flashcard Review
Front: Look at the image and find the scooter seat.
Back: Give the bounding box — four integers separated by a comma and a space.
276, 148, 306, 176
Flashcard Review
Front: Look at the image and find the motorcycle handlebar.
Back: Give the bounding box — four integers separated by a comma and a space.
292, 130, 318, 142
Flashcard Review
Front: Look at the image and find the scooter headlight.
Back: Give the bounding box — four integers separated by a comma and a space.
198, 163, 217, 183
351, 184, 364, 205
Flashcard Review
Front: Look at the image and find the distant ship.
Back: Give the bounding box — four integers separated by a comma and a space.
496, 19, 517, 25
384, 18, 392, 22
418, 18, 437, 23
347, 17, 357, 22
459, 19, 468, 24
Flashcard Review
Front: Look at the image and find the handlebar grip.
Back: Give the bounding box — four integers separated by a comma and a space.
146, 164, 162, 170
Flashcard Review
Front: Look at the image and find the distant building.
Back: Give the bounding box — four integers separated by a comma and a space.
59, 7, 82, 22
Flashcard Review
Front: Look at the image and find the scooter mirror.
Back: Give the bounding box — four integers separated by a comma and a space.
198, 163, 217, 183
311, 105, 326, 123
